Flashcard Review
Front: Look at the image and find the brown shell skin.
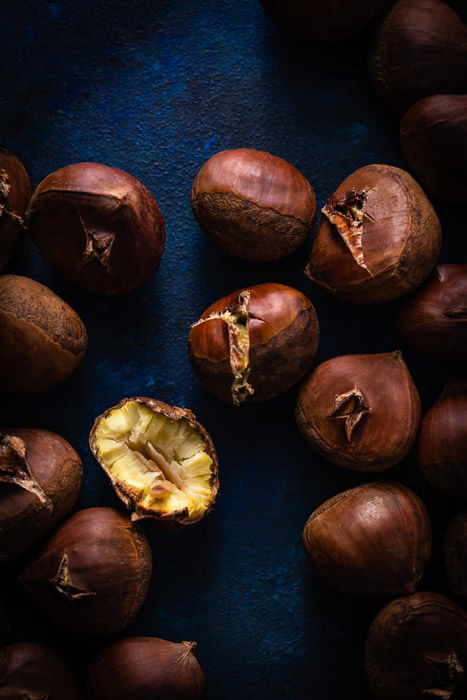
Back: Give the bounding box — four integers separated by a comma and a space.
0, 428, 83, 561
87, 637, 206, 700
365, 592, 467, 699
296, 352, 421, 472
89, 397, 219, 526
369, 0, 467, 114
27, 162, 165, 294
0, 643, 83, 700
397, 265, 467, 362
20, 507, 152, 637
303, 482, 432, 597
0, 275, 88, 393
445, 511, 467, 599
401, 95, 467, 205
189, 283, 319, 403
306, 164, 441, 304
0, 150, 31, 270
191, 149, 316, 261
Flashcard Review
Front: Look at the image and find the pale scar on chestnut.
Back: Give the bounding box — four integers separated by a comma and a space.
328, 387, 371, 442
51, 553, 96, 600
322, 189, 375, 274
0, 435, 51, 507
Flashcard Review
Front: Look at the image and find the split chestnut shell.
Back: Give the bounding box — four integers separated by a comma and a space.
0, 149, 31, 269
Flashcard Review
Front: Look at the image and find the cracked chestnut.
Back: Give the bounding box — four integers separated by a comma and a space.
0, 428, 83, 561
191, 148, 316, 261
0, 149, 30, 270
305, 165, 441, 304
20, 507, 152, 636
189, 283, 319, 405
27, 162, 165, 294
303, 482, 431, 596
365, 592, 467, 699
445, 511, 467, 599
296, 352, 421, 471
87, 636, 206, 700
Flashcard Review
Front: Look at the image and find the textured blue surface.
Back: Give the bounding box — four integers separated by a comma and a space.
0, 1, 466, 698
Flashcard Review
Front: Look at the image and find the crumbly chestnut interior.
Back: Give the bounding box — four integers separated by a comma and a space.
93, 401, 214, 519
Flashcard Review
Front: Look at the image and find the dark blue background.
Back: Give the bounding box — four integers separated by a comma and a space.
0, 1, 466, 697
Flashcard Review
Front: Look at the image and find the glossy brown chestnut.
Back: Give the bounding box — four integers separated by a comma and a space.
365, 592, 467, 699
191, 148, 316, 261
401, 95, 467, 205
303, 482, 431, 596
0, 428, 83, 561
296, 352, 421, 471
189, 283, 319, 405
87, 636, 206, 700
27, 162, 165, 294
0, 275, 87, 393
305, 165, 441, 304
369, 0, 467, 113
0, 149, 31, 269
445, 511, 467, 598
21, 507, 152, 636
0, 642, 83, 700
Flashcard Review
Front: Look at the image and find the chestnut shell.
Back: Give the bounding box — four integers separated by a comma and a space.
0, 149, 31, 270
445, 511, 467, 599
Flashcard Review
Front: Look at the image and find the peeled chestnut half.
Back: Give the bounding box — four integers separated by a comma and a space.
87, 636, 206, 700
191, 148, 316, 261
303, 482, 431, 596
0, 149, 31, 269
0, 428, 82, 560
21, 507, 152, 636
445, 511, 467, 599
296, 352, 421, 471
189, 283, 319, 405
27, 162, 165, 293
306, 165, 441, 304
365, 592, 467, 699
90, 398, 218, 525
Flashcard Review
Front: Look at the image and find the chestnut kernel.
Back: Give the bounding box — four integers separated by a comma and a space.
0, 149, 31, 270
296, 351, 421, 471
191, 148, 316, 261
305, 165, 441, 304
90, 397, 219, 525
21, 507, 152, 636
445, 511, 467, 599
189, 283, 319, 405
87, 636, 206, 700
303, 482, 431, 596
27, 162, 165, 294
365, 592, 467, 699
0, 428, 83, 561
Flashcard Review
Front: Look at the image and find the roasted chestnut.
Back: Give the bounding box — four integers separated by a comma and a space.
365, 592, 467, 699
303, 482, 431, 596
21, 507, 152, 636
0, 428, 83, 560
191, 148, 316, 261
445, 511, 467, 598
27, 162, 165, 294
296, 351, 421, 471
305, 165, 441, 304
0, 149, 31, 269
0, 275, 87, 393
87, 636, 206, 700
189, 283, 319, 404
401, 95, 467, 205
369, 0, 467, 113
90, 398, 219, 525
397, 265, 467, 362
0, 642, 83, 700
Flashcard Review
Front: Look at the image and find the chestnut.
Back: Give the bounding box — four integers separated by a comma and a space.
189, 283, 319, 404
90, 397, 219, 525
0, 149, 31, 269
397, 265, 467, 362
369, 0, 467, 113
401, 95, 467, 205
20, 507, 152, 636
0, 275, 87, 393
305, 165, 441, 304
445, 511, 467, 598
296, 351, 421, 471
87, 636, 206, 700
303, 482, 431, 596
27, 162, 165, 294
0, 428, 83, 561
191, 148, 316, 261
365, 592, 467, 699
